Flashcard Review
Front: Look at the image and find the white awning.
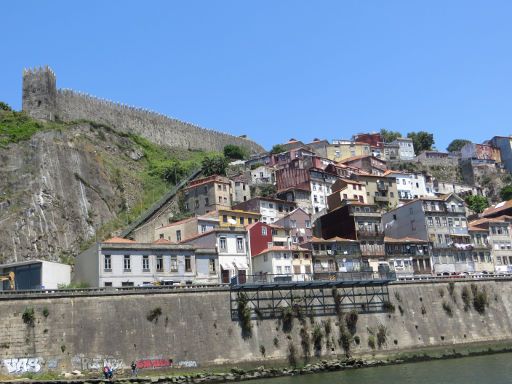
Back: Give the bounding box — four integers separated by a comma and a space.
220, 262, 232, 270
235, 260, 249, 270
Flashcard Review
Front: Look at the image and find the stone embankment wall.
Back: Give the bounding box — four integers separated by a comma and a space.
1, 280, 512, 375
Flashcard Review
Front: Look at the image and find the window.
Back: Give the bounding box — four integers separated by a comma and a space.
217, 184, 222, 190
201, 224, 207, 233
427, 217, 434, 226
219, 237, 227, 251
104, 282, 112, 287
262, 226, 267, 236
176, 230, 182, 242
285, 266, 291, 274
276, 266, 282, 274
248, 218, 253, 224
290, 220, 297, 228
218, 196, 222, 203
143, 255, 150, 272
122, 281, 134, 287
264, 254, 268, 262
170, 256, 178, 272
223, 215, 228, 223
156, 256, 163, 272
104, 255, 112, 271
123, 255, 131, 271
195, 200, 199, 208
209, 258, 216, 274
185, 256, 192, 272
343, 193, 348, 199
240, 217, 245, 225
205, 197, 209, 206
435, 217, 441, 226
305, 220, 311, 228
390, 192, 394, 198
237, 237, 244, 251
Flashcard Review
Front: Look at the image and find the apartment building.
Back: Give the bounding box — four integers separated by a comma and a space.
274, 208, 313, 244
154, 213, 219, 243
488, 136, 512, 172
315, 201, 385, 263
386, 171, 433, 203
251, 246, 312, 282
230, 175, 251, 205
469, 216, 512, 273
184, 175, 231, 215
232, 197, 296, 224
382, 194, 478, 274
327, 179, 367, 210
218, 209, 261, 228
390, 137, 415, 160
355, 174, 399, 210
382, 237, 432, 276
75, 237, 218, 287
182, 228, 250, 284
304, 237, 363, 276
325, 140, 371, 161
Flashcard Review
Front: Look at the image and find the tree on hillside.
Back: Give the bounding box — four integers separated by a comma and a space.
407, 131, 434, 155
500, 185, 512, 201
447, 139, 471, 153
465, 195, 489, 214
270, 144, 286, 154
202, 154, 229, 176
380, 129, 402, 143
223, 144, 247, 160
0, 102, 12, 111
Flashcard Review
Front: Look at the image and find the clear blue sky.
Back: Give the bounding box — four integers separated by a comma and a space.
2, 1, 512, 151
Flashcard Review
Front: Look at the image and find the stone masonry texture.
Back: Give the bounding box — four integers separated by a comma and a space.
1, 280, 512, 375
22, 67, 265, 154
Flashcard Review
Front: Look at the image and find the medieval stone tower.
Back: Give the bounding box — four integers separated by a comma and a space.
22, 66, 57, 121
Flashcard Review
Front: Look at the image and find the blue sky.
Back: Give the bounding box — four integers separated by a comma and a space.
2, 1, 512, 151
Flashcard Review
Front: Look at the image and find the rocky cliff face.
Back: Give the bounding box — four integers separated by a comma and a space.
0, 122, 168, 264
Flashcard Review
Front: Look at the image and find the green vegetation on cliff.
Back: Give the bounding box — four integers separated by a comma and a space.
0, 109, 65, 146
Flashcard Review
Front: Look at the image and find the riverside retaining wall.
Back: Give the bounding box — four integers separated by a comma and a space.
1, 280, 512, 376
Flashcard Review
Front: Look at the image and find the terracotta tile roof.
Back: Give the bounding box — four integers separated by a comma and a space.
482, 200, 512, 217
384, 236, 428, 243
158, 216, 196, 229
153, 238, 174, 244
253, 245, 310, 257
469, 215, 512, 228
309, 236, 357, 243
103, 236, 136, 244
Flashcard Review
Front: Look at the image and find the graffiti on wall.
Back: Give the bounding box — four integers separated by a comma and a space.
71, 356, 124, 371
177, 360, 197, 368
137, 358, 173, 369
3, 358, 41, 374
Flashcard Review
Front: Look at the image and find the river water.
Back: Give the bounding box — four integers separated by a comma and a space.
240, 353, 512, 384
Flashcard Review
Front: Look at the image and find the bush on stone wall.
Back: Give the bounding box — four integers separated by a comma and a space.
236, 292, 252, 338
345, 310, 359, 334
22, 307, 35, 326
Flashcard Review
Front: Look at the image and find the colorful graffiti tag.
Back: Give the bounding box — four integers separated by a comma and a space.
137, 358, 172, 369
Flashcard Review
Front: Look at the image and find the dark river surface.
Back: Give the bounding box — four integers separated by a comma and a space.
238, 353, 512, 384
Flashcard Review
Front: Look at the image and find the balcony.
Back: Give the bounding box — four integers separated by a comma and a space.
357, 229, 384, 238
471, 242, 491, 250
449, 227, 469, 236
313, 249, 361, 257
374, 195, 389, 203
377, 182, 388, 191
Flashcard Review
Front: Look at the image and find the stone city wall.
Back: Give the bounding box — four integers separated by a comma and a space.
55, 89, 264, 154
